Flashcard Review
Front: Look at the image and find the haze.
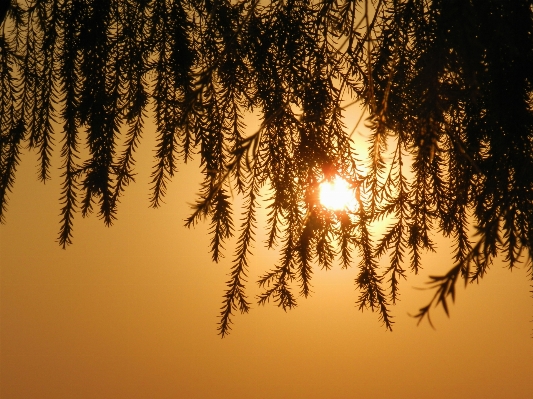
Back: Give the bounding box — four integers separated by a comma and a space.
1, 116, 532, 399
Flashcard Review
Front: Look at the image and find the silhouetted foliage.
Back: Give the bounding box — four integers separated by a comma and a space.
1, 0, 532, 336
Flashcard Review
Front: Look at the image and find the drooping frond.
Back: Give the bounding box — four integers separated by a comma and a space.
1, 0, 532, 335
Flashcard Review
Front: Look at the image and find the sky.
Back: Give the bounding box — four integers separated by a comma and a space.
1, 112, 533, 399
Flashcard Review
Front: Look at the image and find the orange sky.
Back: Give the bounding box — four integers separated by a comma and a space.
1, 114, 532, 399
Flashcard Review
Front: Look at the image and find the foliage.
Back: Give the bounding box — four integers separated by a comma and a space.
1, 0, 532, 336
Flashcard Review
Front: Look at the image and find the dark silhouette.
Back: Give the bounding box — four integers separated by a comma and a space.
1, 0, 532, 336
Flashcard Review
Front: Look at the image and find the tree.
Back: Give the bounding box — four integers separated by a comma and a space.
1, 0, 532, 336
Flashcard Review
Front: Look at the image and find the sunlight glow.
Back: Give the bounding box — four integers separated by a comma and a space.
319, 176, 357, 211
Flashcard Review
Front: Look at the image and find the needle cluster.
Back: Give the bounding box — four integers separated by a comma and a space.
1, 0, 532, 336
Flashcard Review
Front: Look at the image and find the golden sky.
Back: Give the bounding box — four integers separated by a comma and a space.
1, 115, 532, 399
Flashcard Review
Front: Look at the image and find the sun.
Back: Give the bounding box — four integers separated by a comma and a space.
319, 176, 357, 211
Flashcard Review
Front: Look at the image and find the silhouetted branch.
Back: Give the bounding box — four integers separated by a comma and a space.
1, 0, 532, 336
